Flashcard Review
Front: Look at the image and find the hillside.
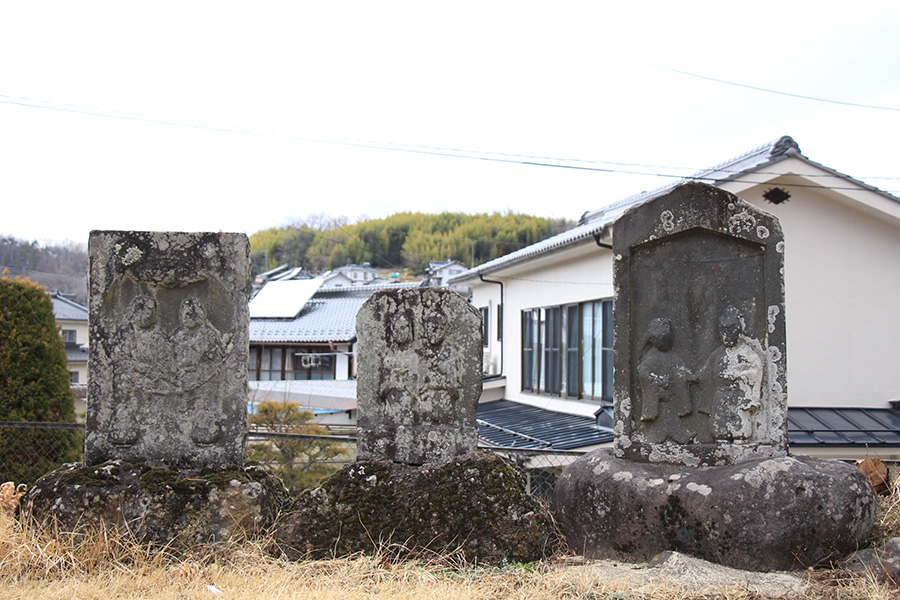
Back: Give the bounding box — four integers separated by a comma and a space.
0, 236, 88, 304
250, 212, 573, 275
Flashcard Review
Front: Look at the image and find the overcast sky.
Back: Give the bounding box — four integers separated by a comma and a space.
2, 2, 899, 245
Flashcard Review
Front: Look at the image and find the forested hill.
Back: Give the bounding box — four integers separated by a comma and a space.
249, 212, 574, 275
0, 236, 88, 304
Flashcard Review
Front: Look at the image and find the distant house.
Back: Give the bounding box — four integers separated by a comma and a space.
50, 292, 88, 416
330, 263, 380, 285
452, 136, 900, 458
320, 271, 355, 289
425, 259, 468, 288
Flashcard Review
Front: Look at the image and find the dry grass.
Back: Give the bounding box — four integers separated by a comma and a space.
1, 483, 899, 600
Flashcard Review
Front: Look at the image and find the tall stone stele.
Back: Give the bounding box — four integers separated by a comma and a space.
553, 182, 877, 572
612, 181, 788, 466
356, 287, 482, 465
85, 231, 251, 469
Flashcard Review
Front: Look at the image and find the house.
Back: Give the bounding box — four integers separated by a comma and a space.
424, 259, 469, 289
328, 263, 380, 285
50, 291, 89, 416
452, 136, 900, 459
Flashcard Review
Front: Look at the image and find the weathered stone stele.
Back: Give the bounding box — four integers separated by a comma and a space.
612, 181, 788, 467
552, 182, 877, 571
356, 287, 482, 465
85, 231, 251, 469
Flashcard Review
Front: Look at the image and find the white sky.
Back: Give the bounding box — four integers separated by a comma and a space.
2, 1, 899, 246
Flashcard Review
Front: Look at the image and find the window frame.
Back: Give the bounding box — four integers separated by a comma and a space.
520, 298, 613, 402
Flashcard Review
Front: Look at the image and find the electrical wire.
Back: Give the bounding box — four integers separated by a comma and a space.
647, 63, 900, 112
2, 92, 899, 193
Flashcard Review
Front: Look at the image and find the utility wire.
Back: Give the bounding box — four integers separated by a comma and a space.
647, 62, 900, 112
2, 92, 899, 193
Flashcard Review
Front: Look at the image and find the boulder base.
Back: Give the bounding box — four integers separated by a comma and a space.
275, 451, 560, 564
553, 449, 877, 571
25, 461, 287, 548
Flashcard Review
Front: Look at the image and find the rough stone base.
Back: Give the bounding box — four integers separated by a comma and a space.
275, 451, 560, 564
842, 537, 900, 583
24, 461, 288, 548
552, 449, 877, 571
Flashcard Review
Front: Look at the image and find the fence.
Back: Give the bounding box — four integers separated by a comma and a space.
0, 422, 584, 502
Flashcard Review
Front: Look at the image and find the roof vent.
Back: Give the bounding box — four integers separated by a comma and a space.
763, 187, 791, 205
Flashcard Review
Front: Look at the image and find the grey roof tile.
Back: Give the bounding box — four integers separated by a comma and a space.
250, 295, 368, 343
52, 294, 88, 321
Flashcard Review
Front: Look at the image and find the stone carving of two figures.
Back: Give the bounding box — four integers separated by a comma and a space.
381, 307, 460, 425
637, 306, 766, 444
110, 294, 225, 447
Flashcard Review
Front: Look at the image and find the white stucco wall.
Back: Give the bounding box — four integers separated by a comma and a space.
722, 171, 900, 407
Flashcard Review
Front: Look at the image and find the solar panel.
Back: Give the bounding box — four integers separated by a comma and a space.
249, 279, 324, 319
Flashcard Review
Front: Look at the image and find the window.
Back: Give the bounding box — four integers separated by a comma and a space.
249, 345, 337, 381
289, 349, 335, 381
521, 299, 612, 401
480, 307, 490, 347
68, 371, 79, 384
61, 329, 77, 344
260, 347, 283, 381
248, 347, 259, 381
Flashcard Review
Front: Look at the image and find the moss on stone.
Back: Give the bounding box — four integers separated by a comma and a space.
59, 461, 125, 487
275, 451, 561, 565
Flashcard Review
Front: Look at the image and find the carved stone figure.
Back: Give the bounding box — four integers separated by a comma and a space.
612, 182, 788, 465
554, 182, 875, 572
698, 306, 765, 442
356, 287, 482, 465
85, 231, 251, 469
636, 317, 693, 444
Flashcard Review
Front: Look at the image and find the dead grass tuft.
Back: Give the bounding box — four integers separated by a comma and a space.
873, 474, 900, 542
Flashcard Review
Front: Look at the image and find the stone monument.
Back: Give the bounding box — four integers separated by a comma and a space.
85, 231, 251, 469
356, 287, 482, 465
613, 181, 787, 466
275, 287, 559, 564
26, 231, 288, 547
553, 182, 877, 571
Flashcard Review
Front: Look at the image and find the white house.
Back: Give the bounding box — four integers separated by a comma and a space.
425, 259, 469, 289
452, 136, 900, 458
50, 292, 89, 416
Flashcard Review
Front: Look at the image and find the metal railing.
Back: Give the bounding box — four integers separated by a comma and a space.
0, 422, 583, 501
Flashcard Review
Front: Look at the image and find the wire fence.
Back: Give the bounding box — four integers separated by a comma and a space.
0, 422, 584, 502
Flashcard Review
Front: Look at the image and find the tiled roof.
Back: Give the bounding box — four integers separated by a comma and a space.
250, 295, 369, 343
477, 399, 613, 450
250, 282, 424, 344
451, 135, 900, 282
51, 294, 88, 321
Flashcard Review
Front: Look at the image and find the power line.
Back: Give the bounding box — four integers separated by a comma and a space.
647, 63, 900, 112
2, 92, 899, 193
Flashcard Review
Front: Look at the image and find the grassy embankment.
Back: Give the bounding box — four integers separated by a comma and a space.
0, 480, 898, 600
